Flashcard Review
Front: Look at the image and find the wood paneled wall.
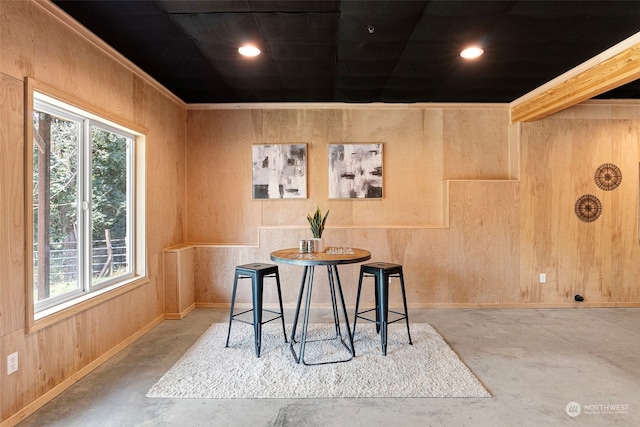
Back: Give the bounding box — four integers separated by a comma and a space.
186, 106, 510, 244
184, 105, 520, 307
520, 105, 640, 304
185, 102, 640, 310
1, 1, 186, 424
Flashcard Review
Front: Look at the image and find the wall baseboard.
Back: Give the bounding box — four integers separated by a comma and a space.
164, 303, 196, 320
1, 314, 165, 427
196, 302, 640, 309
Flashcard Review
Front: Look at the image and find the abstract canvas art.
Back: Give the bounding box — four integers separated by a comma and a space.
252, 144, 307, 199
328, 144, 383, 199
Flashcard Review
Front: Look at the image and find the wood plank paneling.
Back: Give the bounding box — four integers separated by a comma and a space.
188, 102, 639, 311
1, 1, 187, 424
163, 247, 195, 318
0, 75, 25, 337
186, 109, 263, 243
447, 181, 520, 303
443, 108, 510, 179
193, 207, 518, 310
0, 1, 35, 79
186, 106, 509, 241
520, 116, 640, 304
187, 230, 530, 308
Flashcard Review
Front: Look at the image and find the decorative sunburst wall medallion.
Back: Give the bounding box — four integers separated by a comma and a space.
594, 163, 622, 191
575, 194, 602, 222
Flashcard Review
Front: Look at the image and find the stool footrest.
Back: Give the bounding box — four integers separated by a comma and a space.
236, 273, 277, 279
356, 309, 408, 325
231, 309, 284, 326
355, 308, 378, 323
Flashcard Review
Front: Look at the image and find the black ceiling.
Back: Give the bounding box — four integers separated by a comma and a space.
52, 0, 640, 104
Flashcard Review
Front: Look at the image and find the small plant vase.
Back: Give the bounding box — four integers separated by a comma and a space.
310, 237, 324, 253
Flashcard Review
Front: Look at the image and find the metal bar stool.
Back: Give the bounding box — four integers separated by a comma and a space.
225, 263, 287, 357
353, 262, 412, 355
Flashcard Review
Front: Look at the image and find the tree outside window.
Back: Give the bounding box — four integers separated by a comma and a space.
33, 96, 134, 311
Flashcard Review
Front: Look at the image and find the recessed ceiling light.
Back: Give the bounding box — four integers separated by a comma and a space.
460, 46, 484, 59
238, 45, 261, 57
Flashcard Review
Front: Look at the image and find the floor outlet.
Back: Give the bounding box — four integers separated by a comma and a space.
7, 352, 18, 375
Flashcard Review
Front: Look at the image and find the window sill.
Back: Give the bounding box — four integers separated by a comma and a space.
28, 276, 149, 334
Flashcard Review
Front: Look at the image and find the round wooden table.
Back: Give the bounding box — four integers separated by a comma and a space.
270, 247, 371, 365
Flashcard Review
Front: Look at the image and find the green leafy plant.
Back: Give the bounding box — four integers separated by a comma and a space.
307, 207, 329, 238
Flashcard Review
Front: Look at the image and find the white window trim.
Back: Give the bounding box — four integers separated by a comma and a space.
25, 78, 148, 333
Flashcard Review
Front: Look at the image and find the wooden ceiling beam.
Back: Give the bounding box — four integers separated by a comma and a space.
510, 32, 640, 123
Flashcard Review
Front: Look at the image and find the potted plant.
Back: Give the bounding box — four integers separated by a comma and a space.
307, 207, 329, 252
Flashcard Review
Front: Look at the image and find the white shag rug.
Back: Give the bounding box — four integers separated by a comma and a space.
146, 322, 490, 399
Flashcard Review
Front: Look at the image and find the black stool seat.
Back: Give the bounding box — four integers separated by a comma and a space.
353, 262, 412, 355
225, 263, 287, 357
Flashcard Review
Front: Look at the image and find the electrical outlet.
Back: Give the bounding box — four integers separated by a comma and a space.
7, 352, 18, 375
539, 273, 546, 283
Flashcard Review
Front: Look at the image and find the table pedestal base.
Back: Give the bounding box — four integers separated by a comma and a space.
289, 265, 355, 365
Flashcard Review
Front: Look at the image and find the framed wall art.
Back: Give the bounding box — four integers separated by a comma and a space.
328, 143, 383, 199
252, 144, 307, 199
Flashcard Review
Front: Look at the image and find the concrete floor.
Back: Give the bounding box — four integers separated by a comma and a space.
18, 308, 640, 427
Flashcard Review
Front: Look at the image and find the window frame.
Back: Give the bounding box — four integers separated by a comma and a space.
25, 78, 148, 333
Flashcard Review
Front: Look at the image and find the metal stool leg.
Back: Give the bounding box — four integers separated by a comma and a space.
377, 270, 390, 356
225, 271, 240, 348
374, 276, 381, 334
353, 267, 365, 336
252, 272, 263, 357
274, 270, 288, 343
327, 265, 340, 336
332, 265, 356, 358
399, 270, 412, 345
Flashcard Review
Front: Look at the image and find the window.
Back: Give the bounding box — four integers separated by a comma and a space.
28, 85, 146, 324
